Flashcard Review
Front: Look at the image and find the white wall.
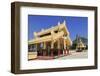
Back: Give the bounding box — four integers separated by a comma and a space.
0, 0, 100, 76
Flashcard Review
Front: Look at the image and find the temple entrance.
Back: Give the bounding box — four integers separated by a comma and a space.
28, 37, 69, 60
37, 42, 51, 56
36, 39, 64, 57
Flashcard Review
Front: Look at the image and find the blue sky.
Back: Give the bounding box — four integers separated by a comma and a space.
28, 15, 88, 41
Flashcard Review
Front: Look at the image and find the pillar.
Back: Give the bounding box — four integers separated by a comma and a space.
58, 40, 60, 56
67, 46, 69, 55
64, 39, 67, 55
43, 42, 46, 56
35, 44, 38, 56
51, 41, 54, 56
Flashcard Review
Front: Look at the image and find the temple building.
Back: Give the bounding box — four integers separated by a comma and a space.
76, 38, 86, 52
28, 20, 72, 60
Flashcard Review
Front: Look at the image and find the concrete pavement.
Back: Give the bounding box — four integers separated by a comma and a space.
55, 50, 88, 60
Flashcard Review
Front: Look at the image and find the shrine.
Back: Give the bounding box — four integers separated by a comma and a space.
28, 20, 72, 60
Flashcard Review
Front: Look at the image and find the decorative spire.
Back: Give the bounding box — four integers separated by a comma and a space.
41, 28, 44, 31
58, 21, 60, 25
34, 32, 37, 38
79, 38, 82, 43
63, 20, 66, 25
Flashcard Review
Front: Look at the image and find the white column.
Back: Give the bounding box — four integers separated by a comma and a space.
51, 41, 54, 49
43, 42, 46, 49
51, 41, 54, 56
57, 40, 60, 49
63, 38, 67, 55
58, 39, 61, 56
43, 42, 46, 56
64, 39, 66, 49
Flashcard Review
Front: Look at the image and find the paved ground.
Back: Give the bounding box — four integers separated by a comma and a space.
28, 50, 88, 60
55, 50, 88, 60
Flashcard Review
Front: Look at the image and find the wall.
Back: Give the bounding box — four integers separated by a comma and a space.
0, 0, 100, 76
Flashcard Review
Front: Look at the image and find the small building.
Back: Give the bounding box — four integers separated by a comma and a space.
76, 38, 86, 52
28, 20, 72, 60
